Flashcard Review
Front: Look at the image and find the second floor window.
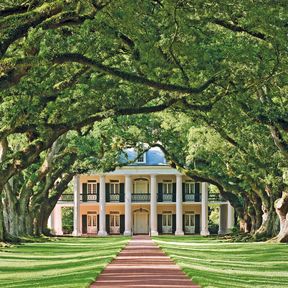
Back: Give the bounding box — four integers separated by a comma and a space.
163, 180, 172, 194
110, 181, 120, 194
185, 182, 195, 194
88, 182, 97, 194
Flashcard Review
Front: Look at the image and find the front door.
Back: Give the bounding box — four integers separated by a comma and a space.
184, 213, 195, 234
110, 214, 120, 234
87, 214, 97, 234
133, 211, 149, 234
162, 214, 172, 234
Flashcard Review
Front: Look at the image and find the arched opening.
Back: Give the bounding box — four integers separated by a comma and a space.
133, 208, 149, 234
133, 178, 149, 194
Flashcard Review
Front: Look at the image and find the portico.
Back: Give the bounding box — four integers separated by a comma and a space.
51, 147, 234, 236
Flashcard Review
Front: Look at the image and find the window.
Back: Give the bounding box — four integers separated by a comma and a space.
185, 182, 195, 194
87, 181, 97, 194
163, 180, 172, 194
134, 179, 149, 194
110, 180, 120, 194
163, 214, 172, 226
136, 153, 146, 163
185, 213, 195, 226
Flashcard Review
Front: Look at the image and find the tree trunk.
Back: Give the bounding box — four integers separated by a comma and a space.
255, 193, 279, 239
255, 208, 278, 239
273, 192, 288, 242
0, 200, 4, 241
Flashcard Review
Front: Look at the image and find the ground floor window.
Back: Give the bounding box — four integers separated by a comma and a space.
110, 213, 120, 234
162, 213, 172, 234
87, 213, 97, 234
184, 213, 195, 234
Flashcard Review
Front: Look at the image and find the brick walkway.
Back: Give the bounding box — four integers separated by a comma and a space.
90, 235, 199, 288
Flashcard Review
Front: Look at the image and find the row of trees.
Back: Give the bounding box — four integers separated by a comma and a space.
0, 0, 287, 242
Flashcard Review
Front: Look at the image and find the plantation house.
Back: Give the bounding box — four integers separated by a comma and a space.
49, 147, 234, 236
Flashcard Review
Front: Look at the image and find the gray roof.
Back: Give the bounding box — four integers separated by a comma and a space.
120, 147, 167, 166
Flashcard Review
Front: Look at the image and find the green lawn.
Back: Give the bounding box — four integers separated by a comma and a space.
153, 236, 288, 288
0, 236, 129, 288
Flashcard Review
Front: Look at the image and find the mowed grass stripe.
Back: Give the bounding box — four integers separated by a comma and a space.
154, 236, 288, 288
0, 236, 129, 288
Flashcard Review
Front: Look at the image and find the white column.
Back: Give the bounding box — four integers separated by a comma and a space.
201, 182, 210, 236
175, 174, 184, 236
54, 205, 63, 235
227, 201, 235, 233
98, 175, 107, 236
124, 175, 132, 236
72, 175, 80, 236
48, 209, 55, 235
218, 204, 228, 235
150, 174, 158, 236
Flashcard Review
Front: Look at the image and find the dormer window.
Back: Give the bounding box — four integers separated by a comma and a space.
136, 153, 146, 163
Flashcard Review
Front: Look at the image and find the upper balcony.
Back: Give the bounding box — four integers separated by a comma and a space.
59, 191, 224, 203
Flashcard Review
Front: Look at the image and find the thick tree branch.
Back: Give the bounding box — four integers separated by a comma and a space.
0, 2, 64, 58
270, 125, 288, 159
211, 18, 267, 41
51, 53, 215, 94
0, 4, 29, 17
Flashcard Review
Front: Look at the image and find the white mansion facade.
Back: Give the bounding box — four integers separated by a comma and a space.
49, 148, 235, 236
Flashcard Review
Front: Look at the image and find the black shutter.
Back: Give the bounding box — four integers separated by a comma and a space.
120, 215, 125, 234
158, 183, 163, 202
172, 214, 176, 234
183, 214, 185, 233
82, 215, 87, 234
97, 183, 100, 202
157, 214, 162, 234
105, 183, 110, 202
82, 183, 87, 202
195, 214, 200, 234
195, 183, 200, 202
172, 183, 176, 202
97, 214, 99, 231
120, 183, 125, 202
182, 183, 186, 202
106, 214, 110, 234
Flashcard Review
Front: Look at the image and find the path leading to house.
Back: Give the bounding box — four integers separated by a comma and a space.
90, 235, 199, 288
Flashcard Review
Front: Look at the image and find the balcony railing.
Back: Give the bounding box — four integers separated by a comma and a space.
184, 194, 195, 202
110, 194, 120, 202
81, 193, 98, 202
59, 192, 224, 203
163, 193, 173, 202
59, 194, 73, 202
132, 193, 150, 202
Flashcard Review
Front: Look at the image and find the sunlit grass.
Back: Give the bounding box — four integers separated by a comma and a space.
153, 236, 288, 288
0, 236, 129, 288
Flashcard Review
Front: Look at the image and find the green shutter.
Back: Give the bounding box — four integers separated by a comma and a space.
120, 215, 125, 234
97, 183, 100, 202
82, 183, 87, 202
172, 183, 176, 202
106, 215, 110, 234
195, 214, 200, 234
182, 183, 185, 202
183, 214, 185, 232
172, 214, 176, 234
120, 183, 125, 202
82, 215, 87, 234
195, 183, 200, 202
158, 183, 163, 202
105, 183, 110, 202
157, 214, 162, 234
